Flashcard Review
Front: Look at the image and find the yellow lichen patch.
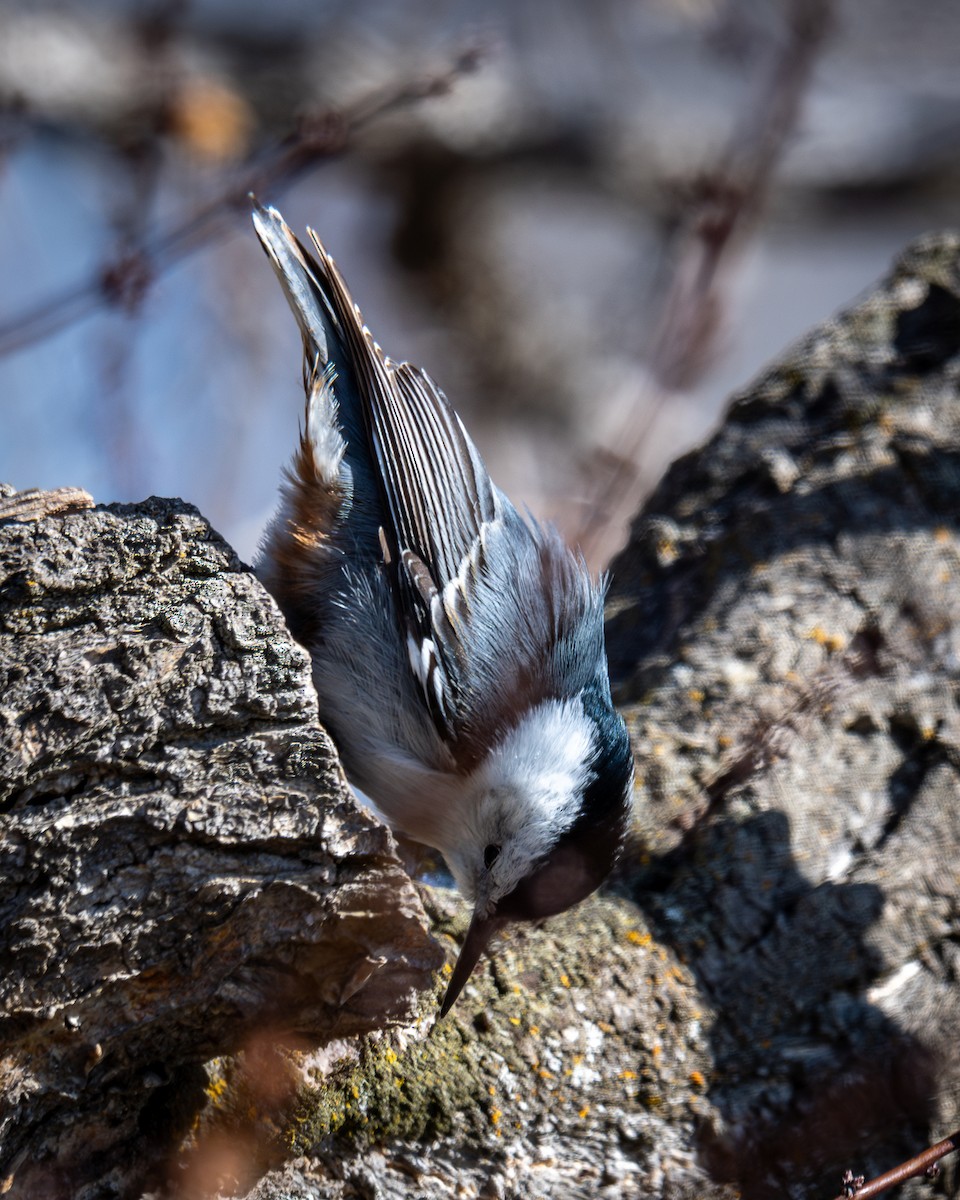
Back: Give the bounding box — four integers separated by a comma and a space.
922, 726, 937, 741
490, 1108, 502, 1126
689, 1070, 706, 1089
688, 689, 705, 704
806, 626, 845, 652
559, 974, 570, 988
509, 1017, 521, 1026
383, 1048, 398, 1065
579, 1105, 590, 1119
619, 1070, 637, 1081
626, 929, 651, 947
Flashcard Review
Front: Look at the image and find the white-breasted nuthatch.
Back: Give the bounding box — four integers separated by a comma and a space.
252, 203, 634, 1016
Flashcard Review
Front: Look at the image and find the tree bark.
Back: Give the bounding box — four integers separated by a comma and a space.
0, 494, 442, 1200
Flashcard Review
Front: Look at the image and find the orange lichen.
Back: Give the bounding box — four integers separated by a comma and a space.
806, 626, 845, 652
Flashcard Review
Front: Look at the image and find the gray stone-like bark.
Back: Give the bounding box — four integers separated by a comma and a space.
607, 231, 960, 1197
0, 496, 442, 1199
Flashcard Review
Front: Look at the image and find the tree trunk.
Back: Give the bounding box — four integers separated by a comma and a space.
0, 495, 442, 1199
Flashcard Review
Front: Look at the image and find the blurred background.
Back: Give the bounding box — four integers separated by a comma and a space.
2, 0, 959, 567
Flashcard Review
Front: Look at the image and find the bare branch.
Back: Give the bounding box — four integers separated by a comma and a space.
0, 43, 484, 359
572, 0, 833, 572
831, 1130, 960, 1200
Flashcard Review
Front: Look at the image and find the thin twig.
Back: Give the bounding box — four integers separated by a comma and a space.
0, 44, 484, 359
573, 0, 833, 572
831, 1129, 960, 1200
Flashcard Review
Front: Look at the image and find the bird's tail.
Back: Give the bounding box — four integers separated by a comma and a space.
253, 201, 358, 626
251, 200, 341, 370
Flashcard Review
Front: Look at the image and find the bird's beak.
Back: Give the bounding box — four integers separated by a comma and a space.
438, 908, 507, 1018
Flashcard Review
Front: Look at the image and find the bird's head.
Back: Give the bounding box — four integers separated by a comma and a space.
439, 688, 633, 1016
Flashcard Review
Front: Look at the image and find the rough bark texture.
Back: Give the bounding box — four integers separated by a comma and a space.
4, 232, 960, 1200
0, 495, 442, 1200
606, 231, 960, 1198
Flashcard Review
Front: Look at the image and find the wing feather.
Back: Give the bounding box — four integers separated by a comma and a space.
301, 228, 498, 586
254, 203, 609, 763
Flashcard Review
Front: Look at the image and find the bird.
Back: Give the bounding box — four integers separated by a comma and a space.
252, 202, 634, 1017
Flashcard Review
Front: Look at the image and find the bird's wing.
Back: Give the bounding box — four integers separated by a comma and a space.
254, 205, 499, 572
253, 203, 606, 759
296, 228, 500, 582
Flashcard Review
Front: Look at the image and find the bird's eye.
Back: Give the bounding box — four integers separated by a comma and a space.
483, 844, 501, 869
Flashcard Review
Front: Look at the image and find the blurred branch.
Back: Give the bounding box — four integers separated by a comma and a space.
0, 43, 484, 359
0, 101, 27, 184
831, 1129, 960, 1200
574, 0, 833, 571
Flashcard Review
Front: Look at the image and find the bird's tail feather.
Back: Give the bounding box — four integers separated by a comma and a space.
252, 200, 340, 367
